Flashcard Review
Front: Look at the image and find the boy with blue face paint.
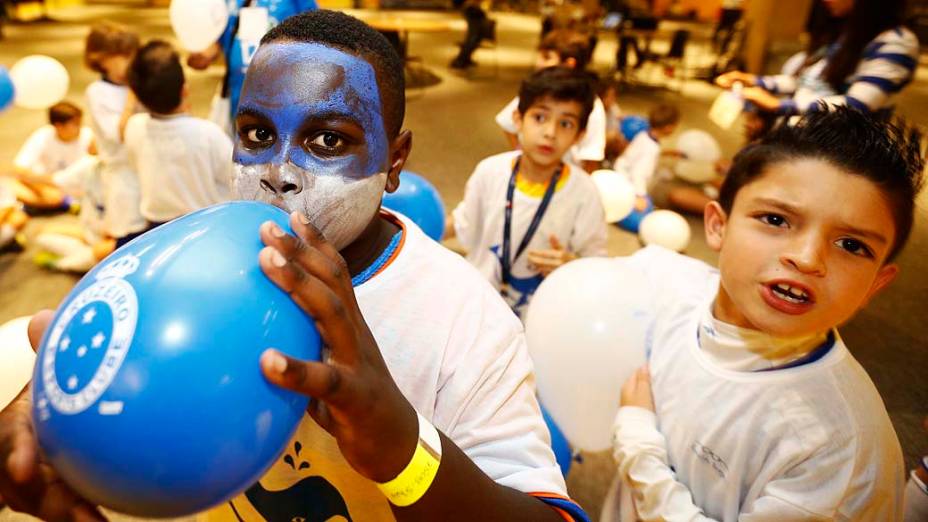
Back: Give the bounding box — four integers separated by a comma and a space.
0, 10, 590, 522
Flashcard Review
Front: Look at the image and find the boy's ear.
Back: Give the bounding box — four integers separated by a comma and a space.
704, 201, 727, 252
862, 263, 899, 306
384, 129, 413, 194
512, 108, 523, 133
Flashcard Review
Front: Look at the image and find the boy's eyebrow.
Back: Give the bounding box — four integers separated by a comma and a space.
753, 197, 889, 245
236, 106, 269, 120
834, 222, 890, 245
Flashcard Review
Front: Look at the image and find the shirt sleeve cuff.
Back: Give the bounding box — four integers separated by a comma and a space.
532, 493, 592, 522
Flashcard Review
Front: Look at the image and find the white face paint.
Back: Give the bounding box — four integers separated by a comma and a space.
234, 162, 387, 251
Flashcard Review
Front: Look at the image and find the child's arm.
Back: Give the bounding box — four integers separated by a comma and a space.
117, 91, 138, 143
615, 367, 716, 521
12, 129, 50, 183
449, 164, 486, 253
256, 214, 584, 522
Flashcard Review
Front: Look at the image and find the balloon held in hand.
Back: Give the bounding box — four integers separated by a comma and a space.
31, 201, 321, 517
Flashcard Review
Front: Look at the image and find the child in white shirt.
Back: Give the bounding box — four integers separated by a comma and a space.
451, 67, 607, 318
124, 40, 232, 228
11, 101, 92, 210
606, 108, 921, 521
495, 29, 607, 173
614, 103, 680, 201
83, 22, 146, 247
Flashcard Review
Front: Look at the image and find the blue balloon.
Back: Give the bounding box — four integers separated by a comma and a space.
620, 115, 650, 142
0, 66, 14, 112
382, 171, 446, 241
616, 195, 653, 233
32, 201, 321, 517
541, 404, 572, 476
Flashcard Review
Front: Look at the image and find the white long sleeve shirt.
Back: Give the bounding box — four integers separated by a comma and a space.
603, 246, 905, 522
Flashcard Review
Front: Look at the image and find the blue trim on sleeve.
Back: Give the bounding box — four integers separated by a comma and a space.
854, 75, 904, 93
863, 52, 917, 70
538, 496, 592, 522
776, 98, 799, 116
757, 76, 775, 93
845, 96, 871, 112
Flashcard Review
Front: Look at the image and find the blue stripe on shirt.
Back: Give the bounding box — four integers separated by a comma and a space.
862, 52, 918, 70
854, 75, 905, 93
845, 95, 871, 112
537, 496, 592, 522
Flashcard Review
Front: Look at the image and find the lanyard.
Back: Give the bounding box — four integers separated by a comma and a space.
501, 156, 563, 294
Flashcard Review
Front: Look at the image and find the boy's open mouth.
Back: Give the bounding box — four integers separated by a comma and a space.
770, 283, 811, 304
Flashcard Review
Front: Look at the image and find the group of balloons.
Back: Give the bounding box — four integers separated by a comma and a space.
589, 128, 723, 253
0, 55, 70, 112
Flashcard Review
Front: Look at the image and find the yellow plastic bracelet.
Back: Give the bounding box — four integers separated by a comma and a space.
376, 412, 443, 507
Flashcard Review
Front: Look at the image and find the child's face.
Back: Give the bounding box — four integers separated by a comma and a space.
705, 158, 898, 337
232, 42, 406, 250
99, 54, 132, 84
513, 96, 584, 168
54, 119, 81, 142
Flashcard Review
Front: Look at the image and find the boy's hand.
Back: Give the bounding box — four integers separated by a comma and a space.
186, 42, 222, 70
741, 87, 781, 111
257, 213, 419, 484
0, 311, 106, 522
715, 70, 756, 89
526, 235, 575, 276
620, 366, 654, 412
634, 195, 650, 212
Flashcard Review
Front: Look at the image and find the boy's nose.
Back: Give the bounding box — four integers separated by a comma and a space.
259, 164, 304, 196
780, 234, 827, 277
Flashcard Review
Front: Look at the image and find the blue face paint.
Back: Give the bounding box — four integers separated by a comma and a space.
231, 42, 392, 250
234, 42, 389, 178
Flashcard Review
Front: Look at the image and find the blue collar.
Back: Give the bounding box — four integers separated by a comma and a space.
756, 331, 836, 372
351, 230, 402, 287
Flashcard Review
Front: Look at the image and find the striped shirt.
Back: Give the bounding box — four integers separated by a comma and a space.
756, 26, 919, 116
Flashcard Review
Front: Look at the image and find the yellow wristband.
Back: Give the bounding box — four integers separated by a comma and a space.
376, 412, 443, 507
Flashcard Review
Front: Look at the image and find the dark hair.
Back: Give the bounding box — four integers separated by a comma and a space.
48, 101, 82, 125
517, 66, 595, 131
539, 29, 592, 71
822, 0, 907, 90
261, 10, 405, 138
127, 40, 185, 115
84, 22, 139, 74
648, 103, 680, 129
719, 107, 924, 262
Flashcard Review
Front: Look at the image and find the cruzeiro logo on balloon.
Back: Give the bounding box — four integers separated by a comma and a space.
36, 255, 141, 419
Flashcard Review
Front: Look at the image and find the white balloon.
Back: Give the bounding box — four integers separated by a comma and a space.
525, 258, 651, 451
639, 210, 691, 252
676, 129, 721, 163
170, 0, 229, 52
675, 158, 717, 183
0, 316, 35, 410
9, 55, 69, 110
591, 169, 636, 223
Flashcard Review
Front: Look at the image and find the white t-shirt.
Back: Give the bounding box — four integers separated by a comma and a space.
453, 151, 607, 318
13, 125, 93, 176
613, 131, 660, 195
603, 246, 905, 522
85, 80, 146, 238
124, 113, 233, 223
496, 96, 607, 164
206, 212, 581, 521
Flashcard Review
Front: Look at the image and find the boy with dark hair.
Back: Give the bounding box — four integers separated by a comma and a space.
450, 66, 607, 318
123, 39, 232, 237
605, 107, 922, 521
496, 30, 607, 172
0, 10, 590, 522
11, 101, 92, 210
614, 102, 680, 199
